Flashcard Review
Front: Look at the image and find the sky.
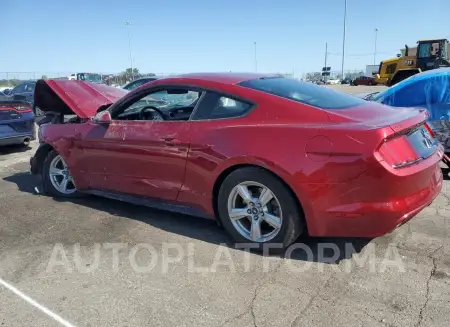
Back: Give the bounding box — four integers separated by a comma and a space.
0, 0, 448, 77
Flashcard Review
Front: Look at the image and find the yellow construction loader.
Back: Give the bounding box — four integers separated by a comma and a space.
375, 38, 450, 86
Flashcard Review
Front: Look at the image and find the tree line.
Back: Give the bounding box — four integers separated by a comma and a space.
0, 68, 156, 87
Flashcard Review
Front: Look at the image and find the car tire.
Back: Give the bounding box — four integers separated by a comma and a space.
42, 150, 84, 198
217, 167, 304, 251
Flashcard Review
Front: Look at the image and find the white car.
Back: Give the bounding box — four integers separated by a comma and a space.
326, 78, 341, 85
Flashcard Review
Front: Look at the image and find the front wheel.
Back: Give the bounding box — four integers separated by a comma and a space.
217, 167, 304, 250
42, 150, 83, 198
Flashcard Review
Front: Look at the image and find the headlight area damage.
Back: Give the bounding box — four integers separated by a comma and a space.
31, 79, 129, 188
34, 79, 128, 125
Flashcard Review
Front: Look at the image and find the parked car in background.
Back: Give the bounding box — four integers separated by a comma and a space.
0, 100, 35, 146
4, 80, 44, 116
341, 77, 352, 84
7, 80, 36, 101
352, 76, 377, 86
1, 88, 11, 95
369, 68, 450, 154
326, 77, 340, 85
30, 74, 442, 249
122, 76, 161, 91
69, 73, 103, 84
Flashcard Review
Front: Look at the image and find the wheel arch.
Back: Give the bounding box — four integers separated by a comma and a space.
32, 143, 55, 175
211, 163, 309, 234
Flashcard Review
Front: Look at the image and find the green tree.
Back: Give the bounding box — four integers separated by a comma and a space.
124, 68, 140, 76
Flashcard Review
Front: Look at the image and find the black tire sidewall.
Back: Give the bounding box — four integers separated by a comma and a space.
42, 150, 82, 198
217, 167, 304, 249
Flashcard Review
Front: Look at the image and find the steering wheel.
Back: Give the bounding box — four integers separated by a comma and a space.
139, 106, 167, 121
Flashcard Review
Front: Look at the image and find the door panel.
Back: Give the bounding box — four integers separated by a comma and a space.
79, 120, 190, 201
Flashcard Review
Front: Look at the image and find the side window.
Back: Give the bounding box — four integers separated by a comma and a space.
192, 92, 252, 120
25, 83, 36, 93
112, 88, 200, 121
123, 80, 140, 91
386, 64, 397, 74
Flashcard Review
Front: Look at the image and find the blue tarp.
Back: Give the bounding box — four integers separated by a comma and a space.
372, 68, 450, 121
372, 68, 450, 151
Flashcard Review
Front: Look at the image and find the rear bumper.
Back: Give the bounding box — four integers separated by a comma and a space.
303, 160, 443, 238
0, 133, 35, 146
0, 113, 35, 146
321, 169, 442, 237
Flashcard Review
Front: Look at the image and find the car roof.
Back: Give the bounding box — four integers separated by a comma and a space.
413, 67, 450, 78
169, 72, 279, 85
391, 68, 450, 87
133, 76, 161, 81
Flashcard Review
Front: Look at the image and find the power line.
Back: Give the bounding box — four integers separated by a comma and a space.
327, 51, 392, 57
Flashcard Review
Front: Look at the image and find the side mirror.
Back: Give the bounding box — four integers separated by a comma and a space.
93, 111, 112, 124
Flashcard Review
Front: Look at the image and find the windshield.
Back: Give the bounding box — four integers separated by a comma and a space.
123, 78, 157, 91
417, 42, 440, 59
239, 77, 367, 109
77, 73, 102, 83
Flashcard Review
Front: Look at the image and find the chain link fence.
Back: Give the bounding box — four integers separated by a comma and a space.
0, 71, 300, 89
302, 69, 366, 81
0, 72, 183, 88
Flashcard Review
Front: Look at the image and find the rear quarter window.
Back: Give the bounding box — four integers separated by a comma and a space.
238, 77, 366, 109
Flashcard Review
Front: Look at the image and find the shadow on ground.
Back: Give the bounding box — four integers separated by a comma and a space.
441, 168, 450, 180
0, 144, 32, 156
4, 171, 372, 264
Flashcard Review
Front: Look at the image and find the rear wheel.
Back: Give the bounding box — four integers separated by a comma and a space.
42, 150, 83, 198
217, 167, 304, 250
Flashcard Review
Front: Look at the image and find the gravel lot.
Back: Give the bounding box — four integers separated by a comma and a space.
0, 85, 449, 327
327, 84, 388, 94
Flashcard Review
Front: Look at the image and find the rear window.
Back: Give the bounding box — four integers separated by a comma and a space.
238, 77, 366, 109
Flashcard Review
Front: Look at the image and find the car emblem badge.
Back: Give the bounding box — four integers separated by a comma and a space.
421, 129, 433, 148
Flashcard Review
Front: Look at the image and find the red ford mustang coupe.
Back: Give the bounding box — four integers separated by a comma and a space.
30, 73, 443, 249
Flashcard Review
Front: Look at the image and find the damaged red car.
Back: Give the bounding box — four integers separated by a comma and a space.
30, 73, 444, 249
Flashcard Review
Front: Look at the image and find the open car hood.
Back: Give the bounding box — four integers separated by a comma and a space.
34, 80, 128, 119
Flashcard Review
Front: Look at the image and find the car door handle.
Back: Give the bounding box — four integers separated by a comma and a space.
161, 137, 182, 146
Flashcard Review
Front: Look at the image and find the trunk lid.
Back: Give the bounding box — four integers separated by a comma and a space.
34, 79, 128, 119
326, 102, 440, 169
324, 102, 426, 128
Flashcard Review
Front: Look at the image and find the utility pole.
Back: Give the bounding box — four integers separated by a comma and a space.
324, 42, 328, 81
125, 21, 134, 80
374, 28, 379, 65
341, 0, 347, 79
253, 41, 257, 72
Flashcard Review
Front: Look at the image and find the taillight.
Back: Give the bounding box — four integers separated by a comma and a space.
377, 135, 421, 168
0, 103, 32, 113
424, 123, 435, 137
13, 104, 32, 112
376, 125, 438, 169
